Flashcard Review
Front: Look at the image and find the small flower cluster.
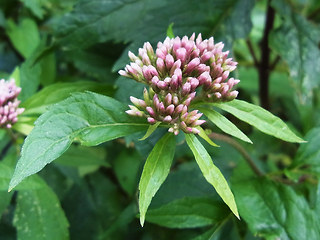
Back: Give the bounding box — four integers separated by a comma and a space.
0, 79, 24, 128
119, 33, 239, 135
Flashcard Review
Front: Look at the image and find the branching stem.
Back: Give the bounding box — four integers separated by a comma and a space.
258, 0, 275, 110
209, 132, 263, 176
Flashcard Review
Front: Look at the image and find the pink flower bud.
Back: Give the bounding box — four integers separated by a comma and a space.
166, 104, 175, 115
173, 96, 179, 105
156, 47, 167, 59
173, 37, 181, 52
193, 120, 206, 127
173, 68, 182, 83
158, 102, 165, 114
174, 104, 184, 114
185, 58, 200, 73
191, 127, 200, 134
146, 106, 155, 116
156, 58, 165, 74
165, 54, 174, 70
151, 76, 160, 87
182, 82, 191, 95
163, 115, 172, 123
170, 60, 182, 76
128, 51, 139, 61
175, 48, 187, 63
147, 117, 156, 124
118, 70, 130, 77
157, 81, 167, 90
189, 78, 199, 90
214, 92, 222, 99
143, 42, 154, 56
201, 51, 213, 63
164, 93, 172, 106
227, 90, 239, 100
222, 71, 230, 81
198, 71, 211, 85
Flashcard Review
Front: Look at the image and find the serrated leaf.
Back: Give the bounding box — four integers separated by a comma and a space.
212, 99, 305, 143
22, 81, 115, 115
13, 176, 69, 240
292, 127, 320, 176
197, 126, 219, 147
146, 197, 229, 229
6, 18, 40, 58
139, 122, 161, 141
9, 92, 149, 191
270, 0, 320, 104
139, 133, 175, 226
185, 134, 239, 219
54, 0, 253, 52
233, 178, 320, 240
199, 107, 252, 144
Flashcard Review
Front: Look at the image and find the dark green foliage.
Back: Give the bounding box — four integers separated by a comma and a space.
0, 0, 319, 239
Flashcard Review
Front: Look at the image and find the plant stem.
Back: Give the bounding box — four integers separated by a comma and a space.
246, 39, 259, 67
258, 0, 275, 110
209, 132, 263, 176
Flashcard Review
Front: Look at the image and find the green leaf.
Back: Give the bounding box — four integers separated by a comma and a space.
139, 122, 161, 140
22, 81, 115, 115
9, 92, 149, 191
199, 107, 252, 144
13, 176, 69, 240
212, 99, 305, 143
292, 127, 320, 176
21, 0, 47, 19
0, 191, 12, 216
185, 134, 239, 219
0, 162, 43, 191
55, 145, 109, 168
114, 149, 141, 196
99, 203, 137, 240
146, 197, 229, 229
139, 133, 176, 226
19, 55, 41, 102
39, 53, 56, 86
270, 0, 320, 104
166, 22, 175, 38
11, 116, 36, 136
6, 18, 40, 58
197, 126, 219, 147
233, 178, 320, 240
54, 0, 253, 51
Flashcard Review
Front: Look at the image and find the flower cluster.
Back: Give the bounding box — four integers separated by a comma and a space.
0, 79, 24, 129
119, 33, 239, 135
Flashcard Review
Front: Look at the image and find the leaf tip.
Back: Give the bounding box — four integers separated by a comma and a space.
8, 180, 16, 192
139, 215, 145, 227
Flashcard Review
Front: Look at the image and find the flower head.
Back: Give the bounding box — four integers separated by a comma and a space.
119, 33, 240, 135
0, 79, 24, 128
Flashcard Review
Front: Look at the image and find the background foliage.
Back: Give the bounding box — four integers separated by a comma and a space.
1, 0, 320, 239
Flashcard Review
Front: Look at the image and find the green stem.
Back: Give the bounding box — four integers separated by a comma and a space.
209, 132, 263, 176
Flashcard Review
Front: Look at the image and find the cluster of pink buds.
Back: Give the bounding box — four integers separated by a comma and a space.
119, 33, 240, 135
0, 79, 24, 128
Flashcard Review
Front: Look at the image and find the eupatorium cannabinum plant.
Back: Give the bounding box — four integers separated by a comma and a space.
119, 33, 304, 225
9, 34, 304, 228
